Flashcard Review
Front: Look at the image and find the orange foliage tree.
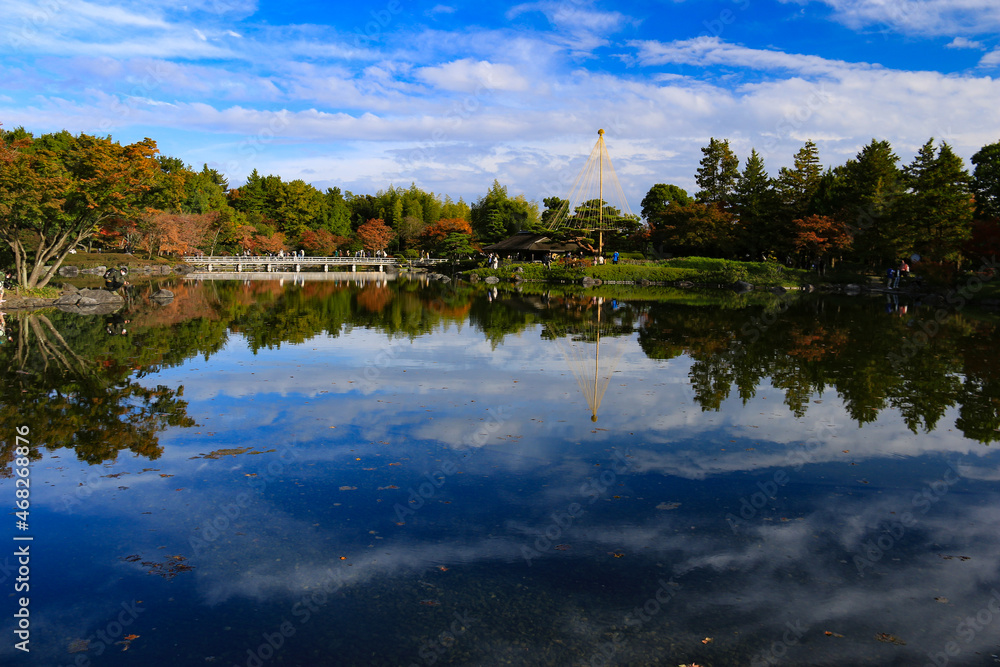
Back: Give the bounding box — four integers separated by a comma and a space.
140, 211, 218, 257
254, 232, 287, 254
356, 218, 395, 253
793, 214, 852, 270
301, 229, 351, 255
0, 132, 160, 287
419, 218, 474, 254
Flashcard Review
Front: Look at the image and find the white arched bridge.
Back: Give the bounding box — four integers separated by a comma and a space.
182, 255, 447, 273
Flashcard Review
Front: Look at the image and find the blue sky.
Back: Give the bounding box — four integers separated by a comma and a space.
2, 0, 999, 210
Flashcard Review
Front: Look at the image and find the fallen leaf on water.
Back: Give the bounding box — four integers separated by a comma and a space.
339, 486, 357, 491
67, 639, 90, 654
934, 597, 949, 603
554, 544, 571, 551
656, 502, 681, 510
419, 600, 440, 606
824, 631, 844, 638
701, 637, 713, 644
875, 633, 905, 645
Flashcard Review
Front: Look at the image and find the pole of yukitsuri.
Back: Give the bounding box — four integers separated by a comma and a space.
598, 129, 604, 256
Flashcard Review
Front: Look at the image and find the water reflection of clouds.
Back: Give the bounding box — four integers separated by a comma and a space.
39, 444, 1000, 665
149, 324, 998, 484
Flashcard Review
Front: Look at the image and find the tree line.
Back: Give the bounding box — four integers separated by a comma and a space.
0, 126, 544, 287
3, 124, 999, 288
641, 137, 1000, 275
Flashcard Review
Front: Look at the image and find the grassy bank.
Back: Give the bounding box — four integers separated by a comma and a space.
468, 257, 813, 287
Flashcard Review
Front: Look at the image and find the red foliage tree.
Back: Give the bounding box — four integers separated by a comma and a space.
301, 229, 351, 255
254, 232, 287, 254
356, 218, 395, 253
793, 214, 852, 268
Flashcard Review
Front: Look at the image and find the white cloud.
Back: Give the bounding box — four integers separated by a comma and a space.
980, 49, 1000, 68
415, 58, 531, 93
782, 0, 1000, 36
945, 36, 983, 49
630, 36, 873, 76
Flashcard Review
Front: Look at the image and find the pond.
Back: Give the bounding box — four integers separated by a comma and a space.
2, 277, 999, 666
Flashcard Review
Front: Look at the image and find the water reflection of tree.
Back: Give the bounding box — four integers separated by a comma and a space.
639, 298, 1000, 443
0, 311, 197, 474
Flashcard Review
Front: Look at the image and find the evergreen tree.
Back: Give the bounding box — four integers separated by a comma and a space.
903, 139, 974, 263
732, 150, 780, 258
839, 139, 905, 266
971, 141, 1000, 220
695, 138, 739, 209
776, 140, 822, 220
470, 180, 539, 242
322, 187, 352, 237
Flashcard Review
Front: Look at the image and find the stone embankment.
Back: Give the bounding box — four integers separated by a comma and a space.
2, 263, 186, 311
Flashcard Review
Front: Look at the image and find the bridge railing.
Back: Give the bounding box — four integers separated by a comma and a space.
181, 255, 448, 272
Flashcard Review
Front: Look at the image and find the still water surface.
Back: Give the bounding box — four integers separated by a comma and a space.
2, 278, 999, 666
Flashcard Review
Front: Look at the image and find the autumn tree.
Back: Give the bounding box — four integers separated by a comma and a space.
793, 214, 852, 274
0, 130, 159, 287
356, 218, 395, 253
158, 212, 218, 257
301, 229, 350, 255
419, 218, 474, 255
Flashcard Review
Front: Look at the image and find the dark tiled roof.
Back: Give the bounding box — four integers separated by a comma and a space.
483, 232, 580, 253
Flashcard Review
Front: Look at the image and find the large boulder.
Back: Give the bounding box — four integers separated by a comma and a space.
484, 276, 500, 284
173, 264, 195, 274
732, 280, 754, 293
151, 289, 174, 300
58, 265, 79, 277
770, 286, 787, 296
54, 289, 125, 308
